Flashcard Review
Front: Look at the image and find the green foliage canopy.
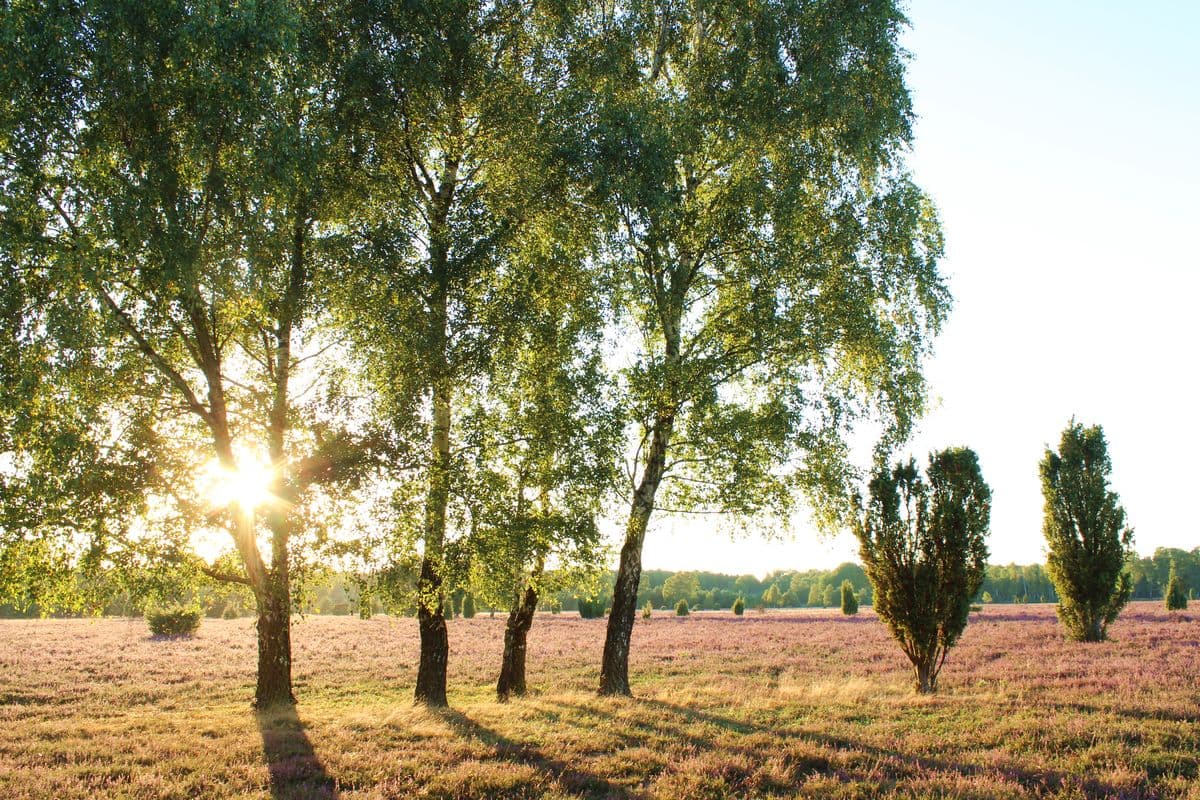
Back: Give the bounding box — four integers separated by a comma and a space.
855, 448, 990, 693
1041, 421, 1133, 642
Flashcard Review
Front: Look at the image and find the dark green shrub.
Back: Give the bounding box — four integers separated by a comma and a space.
674, 599, 689, 616
855, 448, 991, 693
642, 601, 653, 620
840, 580, 858, 615
1165, 561, 1188, 611
462, 594, 476, 618
578, 598, 604, 619
147, 606, 201, 637
1041, 421, 1133, 642
732, 597, 745, 616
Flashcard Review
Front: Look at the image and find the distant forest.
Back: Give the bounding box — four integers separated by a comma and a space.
4, 548, 1195, 620
545, 546, 1199, 614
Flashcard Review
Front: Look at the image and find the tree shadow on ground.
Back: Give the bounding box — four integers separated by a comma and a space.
1047, 700, 1200, 726
640, 697, 1159, 799
436, 707, 638, 800
256, 704, 338, 800
530, 696, 1149, 800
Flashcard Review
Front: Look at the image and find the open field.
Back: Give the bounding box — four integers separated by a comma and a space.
1, 602, 1197, 800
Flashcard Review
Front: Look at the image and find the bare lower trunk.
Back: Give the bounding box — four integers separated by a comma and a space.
910, 645, 946, 694
600, 419, 673, 696
255, 580, 294, 708
914, 660, 936, 694
497, 584, 538, 701
415, 585, 449, 705
599, 517, 648, 695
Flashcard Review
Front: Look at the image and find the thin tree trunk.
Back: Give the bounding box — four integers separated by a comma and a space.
414, 382, 451, 704
253, 208, 305, 709
909, 643, 943, 694
497, 583, 539, 701
600, 257, 685, 697
255, 485, 296, 707
415, 565, 449, 705
914, 656, 939, 694
255, 576, 294, 707
600, 419, 673, 696
415, 311, 452, 705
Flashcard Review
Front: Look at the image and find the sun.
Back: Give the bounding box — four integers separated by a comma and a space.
201, 450, 278, 512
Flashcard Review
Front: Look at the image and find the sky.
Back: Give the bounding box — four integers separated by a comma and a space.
638, 0, 1200, 577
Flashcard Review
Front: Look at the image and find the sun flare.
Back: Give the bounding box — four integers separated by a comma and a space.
201, 451, 278, 512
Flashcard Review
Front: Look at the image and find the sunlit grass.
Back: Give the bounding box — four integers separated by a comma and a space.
1, 604, 1197, 798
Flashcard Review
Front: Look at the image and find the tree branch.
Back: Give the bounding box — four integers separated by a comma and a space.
199, 564, 252, 586
91, 283, 214, 427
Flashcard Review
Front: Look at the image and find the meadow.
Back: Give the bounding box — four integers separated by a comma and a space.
0, 602, 1196, 800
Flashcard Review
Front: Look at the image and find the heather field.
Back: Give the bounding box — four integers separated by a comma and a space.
1, 602, 1197, 800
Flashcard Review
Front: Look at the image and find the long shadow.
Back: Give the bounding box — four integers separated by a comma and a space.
436, 707, 638, 800
653, 698, 1170, 797
546, 696, 1148, 800
256, 704, 338, 800
1044, 699, 1200, 726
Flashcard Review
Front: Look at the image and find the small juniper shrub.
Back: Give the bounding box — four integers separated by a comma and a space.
675, 599, 689, 616
147, 605, 201, 637
732, 596, 745, 615
221, 603, 239, 619
1165, 561, 1188, 611
855, 448, 991, 693
642, 601, 652, 620
840, 580, 858, 615
577, 598, 604, 619
462, 593, 476, 618
1041, 421, 1133, 642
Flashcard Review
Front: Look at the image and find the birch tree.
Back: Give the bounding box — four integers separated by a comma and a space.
575, 0, 950, 695
0, 0, 370, 706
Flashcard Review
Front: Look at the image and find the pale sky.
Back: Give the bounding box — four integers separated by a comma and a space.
639, 0, 1200, 577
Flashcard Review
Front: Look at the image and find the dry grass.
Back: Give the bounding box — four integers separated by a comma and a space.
1, 602, 1198, 799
